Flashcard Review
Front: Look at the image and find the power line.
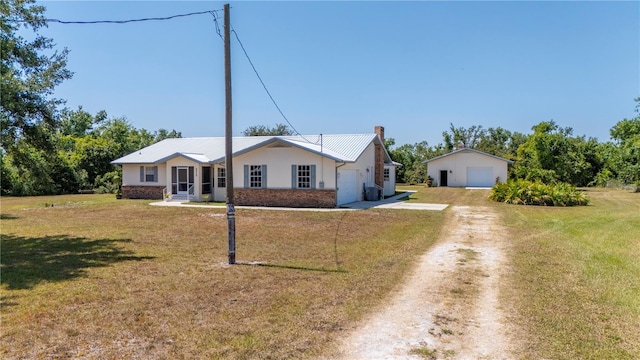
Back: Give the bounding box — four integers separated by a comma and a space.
209, 11, 223, 40
231, 27, 316, 144
6, 10, 221, 24
8, 8, 315, 143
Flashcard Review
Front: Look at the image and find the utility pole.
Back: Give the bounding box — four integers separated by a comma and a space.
224, 3, 236, 265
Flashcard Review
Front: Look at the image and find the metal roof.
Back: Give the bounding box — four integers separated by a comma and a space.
111, 133, 395, 165
424, 148, 514, 164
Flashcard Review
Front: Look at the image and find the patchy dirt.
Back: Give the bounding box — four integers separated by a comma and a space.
333, 205, 517, 359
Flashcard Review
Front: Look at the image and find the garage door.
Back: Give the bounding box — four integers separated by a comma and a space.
466, 167, 494, 187
337, 170, 358, 205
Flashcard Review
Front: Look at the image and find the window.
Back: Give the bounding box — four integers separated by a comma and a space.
202, 166, 211, 194
244, 165, 266, 188
217, 168, 226, 188
250, 165, 262, 188
384, 168, 390, 181
140, 166, 158, 183
291, 165, 316, 189
298, 165, 311, 188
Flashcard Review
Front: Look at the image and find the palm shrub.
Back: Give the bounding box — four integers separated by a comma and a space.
490, 179, 589, 206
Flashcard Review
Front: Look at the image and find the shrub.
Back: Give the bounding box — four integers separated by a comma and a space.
490, 179, 589, 206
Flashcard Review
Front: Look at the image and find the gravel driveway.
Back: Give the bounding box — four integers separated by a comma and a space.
331, 205, 517, 359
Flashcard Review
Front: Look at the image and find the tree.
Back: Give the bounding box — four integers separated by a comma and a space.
1, 0, 73, 153
387, 140, 447, 184
512, 120, 602, 186
242, 123, 294, 136
596, 98, 640, 185
476, 127, 527, 160
59, 106, 107, 138
1, 0, 74, 195
154, 128, 182, 142
442, 123, 485, 150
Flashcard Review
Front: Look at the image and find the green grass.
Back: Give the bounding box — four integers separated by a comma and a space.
0, 194, 444, 359
408, 345, 437, 359
397, 185, 496, 206
2, 188, 638, 358
500, 188, 640, 359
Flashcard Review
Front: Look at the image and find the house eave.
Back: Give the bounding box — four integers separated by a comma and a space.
424, 148, 514, 164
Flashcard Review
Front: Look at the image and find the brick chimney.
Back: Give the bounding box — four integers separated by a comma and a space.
374, 125, 385, 143
374, 126, 385, 188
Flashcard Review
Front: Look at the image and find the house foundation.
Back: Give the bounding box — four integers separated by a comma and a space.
122, 185, 165, 200
235, 189, 337, 208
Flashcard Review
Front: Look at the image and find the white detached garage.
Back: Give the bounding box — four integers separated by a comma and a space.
425, 148, 513, 187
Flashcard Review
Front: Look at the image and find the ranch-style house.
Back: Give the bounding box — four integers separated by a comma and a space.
111, 126, 398, 208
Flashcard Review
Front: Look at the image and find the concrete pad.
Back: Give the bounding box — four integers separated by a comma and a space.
150, 190, 449, 212
375, 202, 449, 210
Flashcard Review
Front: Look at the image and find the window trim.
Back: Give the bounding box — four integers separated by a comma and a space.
244, 164, 267, 189
202, 166, 212, 194
140, 166, 158, 183
291, 164, 316, 189
217, 167, 226, 188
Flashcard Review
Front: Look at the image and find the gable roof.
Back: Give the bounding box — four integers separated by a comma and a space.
111, 133, 394, 165
424, 148, 514, 164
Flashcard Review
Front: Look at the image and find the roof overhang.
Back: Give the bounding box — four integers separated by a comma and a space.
424, 148, 514, 164
210, 137, 347, 163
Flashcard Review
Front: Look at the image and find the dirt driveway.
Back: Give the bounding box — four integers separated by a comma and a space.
332, 205, 517, 359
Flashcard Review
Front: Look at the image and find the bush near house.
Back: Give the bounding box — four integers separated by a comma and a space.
490, 179, 589, 206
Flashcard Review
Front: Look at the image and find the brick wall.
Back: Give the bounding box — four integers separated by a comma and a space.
122, 185, 165, 199
374, 143, 384, 188
235, 189, 336, 208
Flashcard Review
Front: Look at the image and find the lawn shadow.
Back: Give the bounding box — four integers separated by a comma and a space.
1, 234, 155, 290
0, 214, 19, 220
1, 294, 20, 308
237, 261, 347, 273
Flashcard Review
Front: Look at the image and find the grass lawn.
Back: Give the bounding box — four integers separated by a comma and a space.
0, 194, 444, 359
2, 188, 638, 359
499, 188, 640, 359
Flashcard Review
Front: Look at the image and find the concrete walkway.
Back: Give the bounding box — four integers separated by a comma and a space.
149, 190, 448, 212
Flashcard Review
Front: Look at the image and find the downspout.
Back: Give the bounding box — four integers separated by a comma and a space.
319, 134, 325, 189
335, 161, 347, 206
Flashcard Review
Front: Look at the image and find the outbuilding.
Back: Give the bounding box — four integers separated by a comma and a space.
424, 148, 513, 187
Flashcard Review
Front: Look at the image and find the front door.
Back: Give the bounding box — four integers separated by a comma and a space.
440, 170, 448, 187
177, 167, 189, 195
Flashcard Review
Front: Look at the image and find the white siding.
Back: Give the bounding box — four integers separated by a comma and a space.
383, 165, 396, 197
427, 151, 508, 187
165, 157, 202, 199
466, 167, 494, 187
233, 145, 337, 189
337, 169, 358, 205
338, 142, 376, 202
213, 165, 227, 202
122, 163, 167, 186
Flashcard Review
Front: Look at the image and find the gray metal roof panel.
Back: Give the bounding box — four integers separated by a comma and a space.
424, 148, 514, 164
111, 133, 392, 165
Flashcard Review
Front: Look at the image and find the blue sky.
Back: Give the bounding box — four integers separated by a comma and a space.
38, 1, 639, 147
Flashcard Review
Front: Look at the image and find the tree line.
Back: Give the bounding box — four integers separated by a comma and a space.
1, 1, 638, 196
1, 1, 181, 196
387, 111, 640, 188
